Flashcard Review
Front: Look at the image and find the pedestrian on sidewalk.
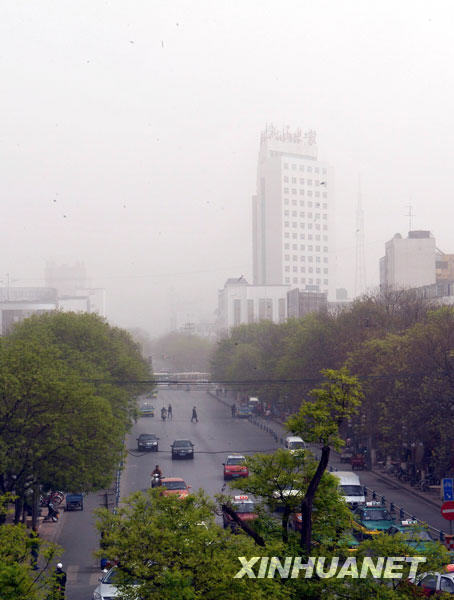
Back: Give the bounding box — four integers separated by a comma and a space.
231, 403, 236, 417
191, 406, 198, 423
167, 404, 172, 420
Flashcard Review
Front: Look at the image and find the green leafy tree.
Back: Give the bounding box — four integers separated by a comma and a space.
0, 495, 61, 600
0, 312, 151, 523
95, 489, 289, 600
286, 369, 363, 553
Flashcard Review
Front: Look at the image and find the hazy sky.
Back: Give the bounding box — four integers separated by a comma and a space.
2, 0, 454, 336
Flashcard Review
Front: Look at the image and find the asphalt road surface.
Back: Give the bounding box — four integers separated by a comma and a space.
61, 388, 279, 600
58, 388, 450, 600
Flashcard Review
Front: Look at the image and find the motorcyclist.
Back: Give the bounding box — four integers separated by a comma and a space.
152, 465, 163, 477
151, 465, 163, 487
161, 406, 167, 420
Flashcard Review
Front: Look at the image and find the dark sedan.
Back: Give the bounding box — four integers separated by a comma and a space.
171, 439, 194, 459
137, 433, 159, 452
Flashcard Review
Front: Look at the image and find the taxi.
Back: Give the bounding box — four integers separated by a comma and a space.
223, 455, 248, 480
386, 519, 437, 553
159, 477, 191, 499
140, 402, 155, 417
223, 495, 258, 531
352, 501, 395, 537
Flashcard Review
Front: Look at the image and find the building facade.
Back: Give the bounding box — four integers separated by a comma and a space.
252, 125, 333, 296
287, 289, 328, 319
217, 277, 289, 332
379, 231, 436, 290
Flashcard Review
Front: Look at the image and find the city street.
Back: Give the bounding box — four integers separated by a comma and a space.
56, 388, 450, 600
60, 388, 279, 600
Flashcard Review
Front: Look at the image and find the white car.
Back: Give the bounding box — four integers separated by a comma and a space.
92, 566, 138, 599
284, 436, 306, 454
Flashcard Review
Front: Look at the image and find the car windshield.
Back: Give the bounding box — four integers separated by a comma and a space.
289, 441, 305, 449
102, 568, 138, 585
363, 509, 390, 521
227, 458, 245, 465
233, 501, 255, 513
402, 530, 433, 541
174, 441, 192, 447
340, 485, 363, 496
140, 434, 157, 440
163, 481, 186, 490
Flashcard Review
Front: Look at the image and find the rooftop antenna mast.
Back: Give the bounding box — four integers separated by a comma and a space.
406, 203, 414, 232
354, 176, 366, 297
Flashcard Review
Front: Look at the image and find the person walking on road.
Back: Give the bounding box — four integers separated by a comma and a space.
231, 403, 236, 417
51, 563, 67, 599
167, 404, 172, 420
191, 406, 198, 423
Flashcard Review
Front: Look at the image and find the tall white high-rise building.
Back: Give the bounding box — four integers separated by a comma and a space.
252, 125, 334, 296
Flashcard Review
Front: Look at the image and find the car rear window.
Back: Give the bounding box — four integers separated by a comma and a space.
163, 481, 186, 490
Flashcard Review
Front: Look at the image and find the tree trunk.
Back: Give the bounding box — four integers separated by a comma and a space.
31, 483, 40, 531
300, 445, 330, 554
14, 494, 24, 525
281, 505, 290, 544
221, 504, 265, 547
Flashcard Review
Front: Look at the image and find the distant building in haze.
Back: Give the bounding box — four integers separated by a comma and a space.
379, 231, 436, 290
287, 289, 327, 318
252, 124, 333, 296
217, 276, 289, 332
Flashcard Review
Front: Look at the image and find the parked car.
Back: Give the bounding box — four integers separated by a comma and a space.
334, 471, 366, 509
160, 477, 191, 499
352, 501, 395, 537
223, 495, 258, 531
223, 455, 248, 480
386, 520, 437, 553
137, 433, 159, 452
171, 440, 194, 459
65, 493, 83, 511
411, 570, 454, 595
92, 566, 139, 600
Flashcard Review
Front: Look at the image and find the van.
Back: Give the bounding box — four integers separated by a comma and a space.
284, 436, 307, 453
334, 471, 365, 508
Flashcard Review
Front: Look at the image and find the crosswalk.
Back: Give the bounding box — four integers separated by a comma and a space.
65, 563, 102, 587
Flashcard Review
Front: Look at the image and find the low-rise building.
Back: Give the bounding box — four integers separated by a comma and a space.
217, 276, 290, 333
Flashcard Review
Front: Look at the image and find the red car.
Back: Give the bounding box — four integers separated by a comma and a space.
159, 477, 191, 499
223, 495, 258, 531
223, 455, 248, 480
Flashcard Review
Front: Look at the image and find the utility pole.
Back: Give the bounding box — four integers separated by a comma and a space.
354, 176, 366, 297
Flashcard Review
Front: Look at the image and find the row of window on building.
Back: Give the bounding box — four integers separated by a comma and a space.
284, 211, 328, 219
283, 177, 325, 186
285, 200, 327, 209
284, 277, 328, 286
284, 233, 328, 241
285, 266, 328, 274
284, 244, 328, 252
284, 222, 328, 231
284, 189, 327, 198
285, 255, 328, 263
283, 163, 327, 174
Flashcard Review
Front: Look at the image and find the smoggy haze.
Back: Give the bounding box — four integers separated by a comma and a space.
2, 0, 454, 335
